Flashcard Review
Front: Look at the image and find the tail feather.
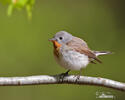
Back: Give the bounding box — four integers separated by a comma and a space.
93, 51, 112, 57
94, 57, 102, 63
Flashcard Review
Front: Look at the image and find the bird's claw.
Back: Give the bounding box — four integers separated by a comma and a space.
73, 75, 80, 82
54, 71, 69, 82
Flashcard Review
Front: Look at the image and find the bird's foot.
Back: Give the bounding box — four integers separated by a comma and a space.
58, 71, 69, 81
73, 75, 81, 82
54, 70, 70, 82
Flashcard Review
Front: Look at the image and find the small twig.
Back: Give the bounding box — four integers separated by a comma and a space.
0, 75, 124, 91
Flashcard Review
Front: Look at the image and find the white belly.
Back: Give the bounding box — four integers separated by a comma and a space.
54, 50, 89, 70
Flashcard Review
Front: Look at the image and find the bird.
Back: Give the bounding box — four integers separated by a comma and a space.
49, 31, 111, 77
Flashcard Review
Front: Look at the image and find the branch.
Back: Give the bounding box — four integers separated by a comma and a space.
0, 75, 124, 91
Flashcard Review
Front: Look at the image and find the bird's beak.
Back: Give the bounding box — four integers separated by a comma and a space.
48, 38, 56, 42
49, 38, 61, 48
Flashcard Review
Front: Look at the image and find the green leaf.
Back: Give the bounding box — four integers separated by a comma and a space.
0, 0, 35, 19
26, 0, 35, 19
7, 4, 14, 16
13, 0, 28, 8
28, 0, 35, 6
26, 4, 32, 20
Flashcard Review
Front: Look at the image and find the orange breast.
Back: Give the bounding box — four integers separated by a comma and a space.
53, 41, 61, 49
52, 41, 61, 57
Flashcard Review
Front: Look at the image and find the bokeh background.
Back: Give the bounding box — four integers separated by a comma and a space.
0, 0, 125, 100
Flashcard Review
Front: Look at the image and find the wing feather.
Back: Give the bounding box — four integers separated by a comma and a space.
66, 37, 102, 63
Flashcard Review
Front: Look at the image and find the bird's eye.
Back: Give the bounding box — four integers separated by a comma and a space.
59, 37, 63, 40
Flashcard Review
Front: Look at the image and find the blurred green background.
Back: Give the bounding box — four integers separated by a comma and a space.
0, 0, 125, 100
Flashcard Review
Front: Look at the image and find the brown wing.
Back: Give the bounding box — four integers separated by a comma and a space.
66, 37, 102, 63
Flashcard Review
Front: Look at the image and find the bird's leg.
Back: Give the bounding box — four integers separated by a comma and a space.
56, 70, 70, 82
60, 69, 70, 76
78, 69, 82, 79
75, 69, 82, 82
54, 70, 70, 82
